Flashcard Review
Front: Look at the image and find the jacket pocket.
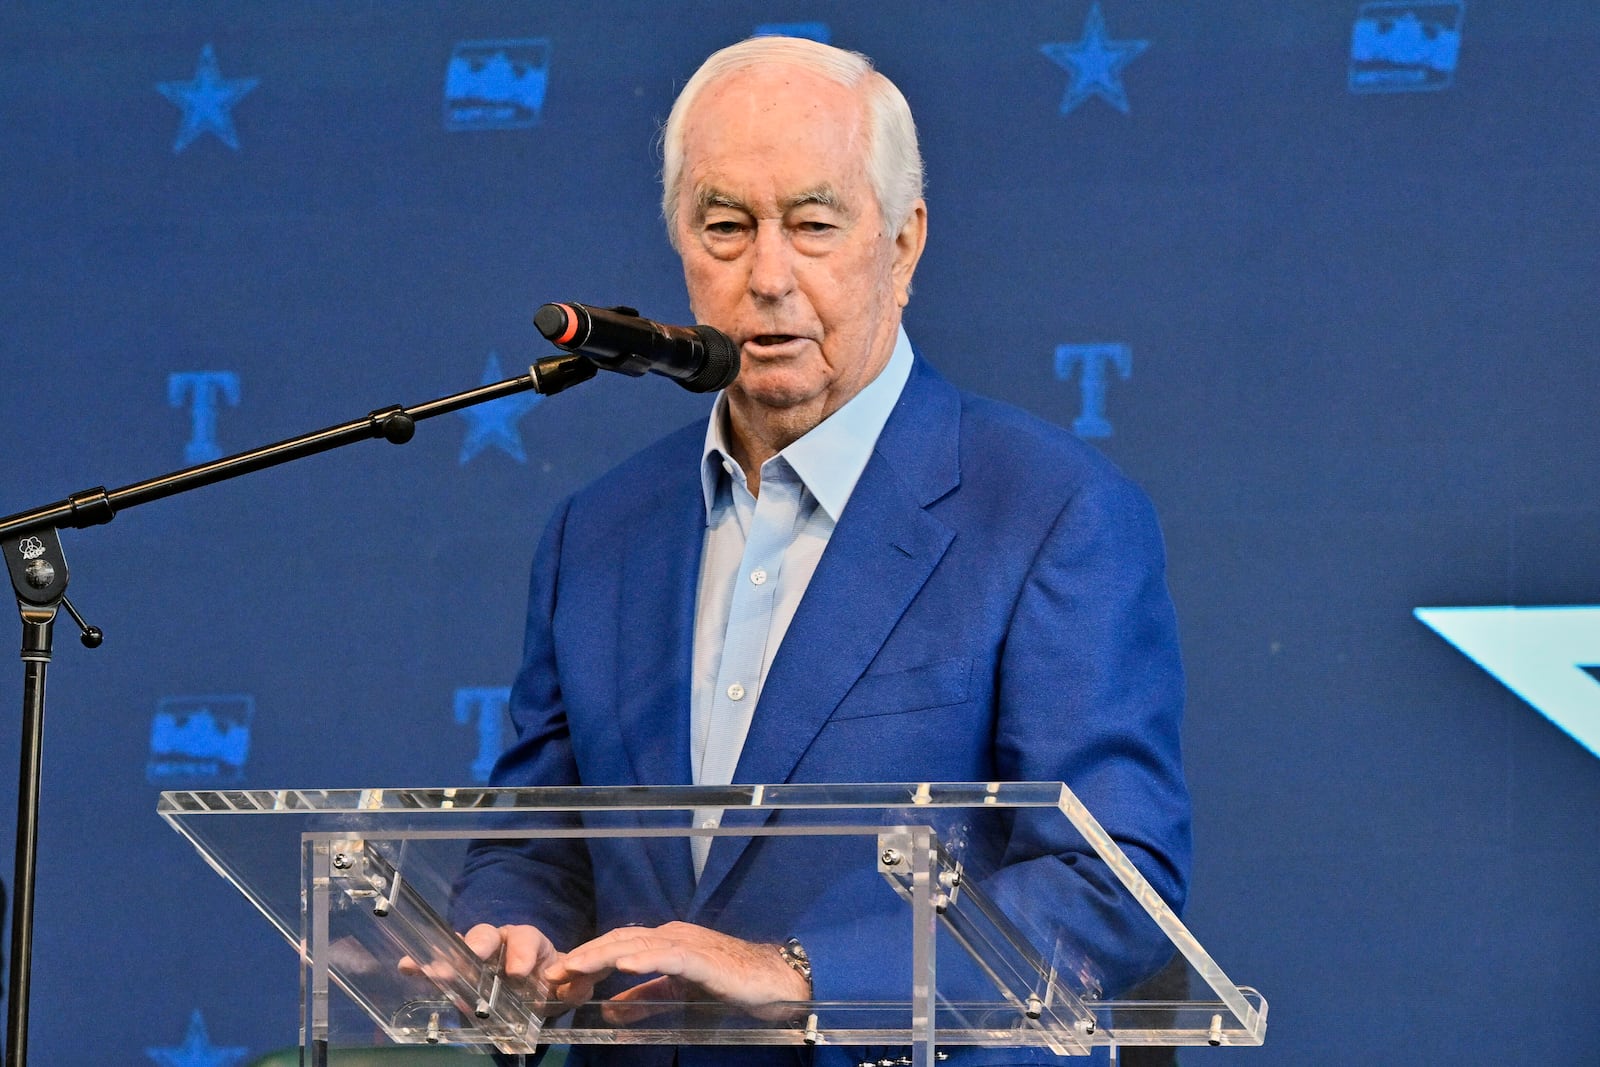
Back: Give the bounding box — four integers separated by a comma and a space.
830, 656, 973, 721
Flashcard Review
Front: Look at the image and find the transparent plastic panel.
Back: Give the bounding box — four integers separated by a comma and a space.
159, 783, 1265, 1059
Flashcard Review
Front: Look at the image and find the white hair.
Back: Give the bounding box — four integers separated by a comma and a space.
660, 36, 925, 247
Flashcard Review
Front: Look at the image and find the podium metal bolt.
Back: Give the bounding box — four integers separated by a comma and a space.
880, 847, 902, 867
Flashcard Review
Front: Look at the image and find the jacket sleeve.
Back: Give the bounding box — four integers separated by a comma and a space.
450, 496, 596, 951
984, 461, 1191, 995
798, 462, 1190, 1007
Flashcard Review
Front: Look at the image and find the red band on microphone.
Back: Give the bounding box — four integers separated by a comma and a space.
551, 303, 580, 346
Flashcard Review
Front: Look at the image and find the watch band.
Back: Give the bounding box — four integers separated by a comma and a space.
778, 936, 813, 990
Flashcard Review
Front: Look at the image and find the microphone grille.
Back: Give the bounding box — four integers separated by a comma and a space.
677, 326, 740, 394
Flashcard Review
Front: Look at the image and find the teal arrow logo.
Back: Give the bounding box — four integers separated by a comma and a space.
1415, 606, 1600, 760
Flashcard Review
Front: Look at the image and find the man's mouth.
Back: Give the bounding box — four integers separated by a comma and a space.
747, 334, 803, 348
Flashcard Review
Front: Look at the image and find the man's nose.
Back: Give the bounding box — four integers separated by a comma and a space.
747, 222, 796, 301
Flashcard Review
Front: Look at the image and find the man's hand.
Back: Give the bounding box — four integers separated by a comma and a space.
399, 923, 599, 1011
462, 923, 602, 1009
548, 921, 812, 1023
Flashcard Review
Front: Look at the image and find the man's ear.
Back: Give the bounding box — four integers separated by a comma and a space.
891, 199, 928, 307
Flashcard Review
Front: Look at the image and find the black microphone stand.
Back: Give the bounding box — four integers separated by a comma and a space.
0, 352, 598, 1066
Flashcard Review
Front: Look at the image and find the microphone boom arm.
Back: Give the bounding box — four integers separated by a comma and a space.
0, 352, 596, 543
0, 347, 595, 1067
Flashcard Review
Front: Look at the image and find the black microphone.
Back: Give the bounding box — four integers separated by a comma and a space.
533, 302, 739, 394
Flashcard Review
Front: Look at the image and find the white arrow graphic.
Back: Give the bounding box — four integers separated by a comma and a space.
1415, 606, 1600, 760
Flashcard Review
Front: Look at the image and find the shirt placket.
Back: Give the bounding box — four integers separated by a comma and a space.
692, 461, 803, 875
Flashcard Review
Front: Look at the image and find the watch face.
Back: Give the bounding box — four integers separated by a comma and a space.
781, 938, 812, 980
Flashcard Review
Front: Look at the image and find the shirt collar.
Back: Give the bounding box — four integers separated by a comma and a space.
701, 325, 915, 521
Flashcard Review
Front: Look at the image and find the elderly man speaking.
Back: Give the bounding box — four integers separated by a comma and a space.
450, 34, 1190, 1067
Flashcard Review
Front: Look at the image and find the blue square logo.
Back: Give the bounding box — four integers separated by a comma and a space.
147, 695, 254, 784
445, 39, 550, 131
1349, 2, 1465, 93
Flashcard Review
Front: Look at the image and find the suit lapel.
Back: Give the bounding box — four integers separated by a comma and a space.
610, 429, 706, 911
691, 359, 962, 911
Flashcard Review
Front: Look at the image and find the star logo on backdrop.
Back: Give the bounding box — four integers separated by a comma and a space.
157, 44, 260, 153
1040, 3, 1149, 115
145, 1010, 249, 1067
457, 351, 542, 464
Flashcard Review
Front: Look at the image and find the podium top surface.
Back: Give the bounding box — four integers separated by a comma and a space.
158, 780, 1080, 816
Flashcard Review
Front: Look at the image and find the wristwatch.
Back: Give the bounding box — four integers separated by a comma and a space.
777, 937, 813, 991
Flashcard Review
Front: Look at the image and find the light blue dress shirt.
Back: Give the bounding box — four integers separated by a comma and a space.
689, 327, 914, 873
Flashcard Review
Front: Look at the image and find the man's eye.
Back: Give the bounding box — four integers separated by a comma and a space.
796, 221, 835, 234
705, 221, 744, 236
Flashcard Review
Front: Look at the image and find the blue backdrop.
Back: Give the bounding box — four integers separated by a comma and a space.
2, 2, 1597, 1063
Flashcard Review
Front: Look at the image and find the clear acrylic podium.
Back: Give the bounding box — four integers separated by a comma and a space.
159, 782, 1265, 1064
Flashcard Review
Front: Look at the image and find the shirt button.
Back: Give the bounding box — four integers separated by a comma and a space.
727, 682, 746, 701
750, 568, 768, 585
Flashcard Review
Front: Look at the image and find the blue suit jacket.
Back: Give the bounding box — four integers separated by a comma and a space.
455, 356, 1191, 1066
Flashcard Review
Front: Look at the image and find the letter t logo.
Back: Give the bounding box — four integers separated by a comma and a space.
1054, 343, 1132, 439
453, 687, 511, 783
167, 372, 242, 464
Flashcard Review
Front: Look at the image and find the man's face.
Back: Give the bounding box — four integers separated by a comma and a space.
673, 65, 926, 428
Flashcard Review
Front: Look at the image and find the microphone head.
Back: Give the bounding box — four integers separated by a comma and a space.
678, 325, 740, 393
533, 302, 581, 347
